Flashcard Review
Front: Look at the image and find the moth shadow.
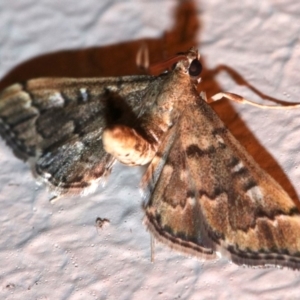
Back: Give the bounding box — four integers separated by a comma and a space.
200, 62, 300, 207
0, 0, 200, 90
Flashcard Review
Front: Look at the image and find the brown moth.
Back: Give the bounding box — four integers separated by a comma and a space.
0, 48, 300, 269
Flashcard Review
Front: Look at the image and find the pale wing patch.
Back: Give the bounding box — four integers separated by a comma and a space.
80, 88, 88, 102
215, 134, 225, 146
246, 185, 263, 202
231, 161, 244, 173
49, 92, 65, 107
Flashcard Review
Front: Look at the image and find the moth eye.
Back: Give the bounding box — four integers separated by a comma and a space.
188, 59, 202, 77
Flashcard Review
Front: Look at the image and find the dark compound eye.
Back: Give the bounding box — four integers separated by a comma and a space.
188, 59, 202, 77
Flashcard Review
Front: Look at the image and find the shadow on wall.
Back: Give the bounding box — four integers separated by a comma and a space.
0, 0, 298, 205
0, 1, 199, 89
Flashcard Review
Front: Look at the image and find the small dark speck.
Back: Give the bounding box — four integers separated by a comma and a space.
6, 283, 15, 289
95, 217, 110, 230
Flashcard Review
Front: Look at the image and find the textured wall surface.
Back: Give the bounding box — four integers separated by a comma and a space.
0, 1, 300, 299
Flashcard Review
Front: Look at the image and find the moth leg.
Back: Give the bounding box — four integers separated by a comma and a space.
200, 91, 208, 102
151, 234, 155, 263
136, 43, 150, 71
208, 92, 300, 109
102, 125, 157, 166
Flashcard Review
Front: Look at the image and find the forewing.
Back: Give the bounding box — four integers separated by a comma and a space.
142, 116, 215, 259
0, 76, 155, 195
144, 96, 300, 268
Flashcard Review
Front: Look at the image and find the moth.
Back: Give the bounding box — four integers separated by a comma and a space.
1, 48, 300, 269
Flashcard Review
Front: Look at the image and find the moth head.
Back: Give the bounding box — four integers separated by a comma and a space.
174, 47, 202, 82
149, 48, 202, 81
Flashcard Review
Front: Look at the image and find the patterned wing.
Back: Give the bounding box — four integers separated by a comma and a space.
143, 96, 300, 269
0, 76, 155, 195
142, 116, 215, 259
